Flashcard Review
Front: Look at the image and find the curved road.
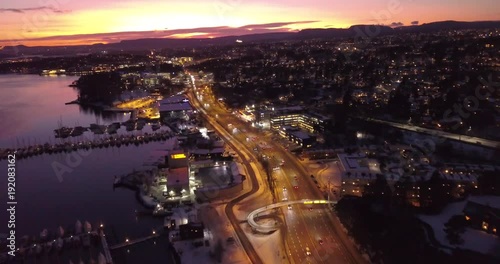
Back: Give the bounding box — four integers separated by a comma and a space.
187, 79, 265, 264
187, 73, 367, 264
247, 199, 336, 233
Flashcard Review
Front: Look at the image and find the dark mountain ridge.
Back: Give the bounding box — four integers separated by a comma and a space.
1, 20, 499, 58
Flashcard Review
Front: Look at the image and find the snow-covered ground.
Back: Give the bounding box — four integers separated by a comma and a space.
302, 160, 342, 199
419, 198, 500, 257
244, 226, 287, 264
170, 202, 250, 264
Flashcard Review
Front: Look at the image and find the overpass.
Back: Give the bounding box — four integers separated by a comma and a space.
247, 199, 337, 233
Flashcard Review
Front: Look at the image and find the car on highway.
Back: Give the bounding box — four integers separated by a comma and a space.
283, 186, 287, 191
288, 205, 292, 210
305, 247, 311, 256
318, 239, 323, 245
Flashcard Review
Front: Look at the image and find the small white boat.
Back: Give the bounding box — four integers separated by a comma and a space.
35, 244, 43, 255
84, 221, 92, 233
71, 235, 81, 245
82, 234, 91, 247
40, 229, 48, 240
75, 220, 82, 234
56, 237, 64, 251
98, 253, 106, 264
44, 240, 55, 252
28, 246, 35, 256
58, 226, 65, 237
64, 236, 72, 247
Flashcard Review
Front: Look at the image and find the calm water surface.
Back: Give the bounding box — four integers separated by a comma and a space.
0, 75, 174, 263
0, 74, 130, 148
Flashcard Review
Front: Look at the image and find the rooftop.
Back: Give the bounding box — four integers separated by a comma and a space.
159, 95, 188, 104
167, 167, 189, 186
159, 102, 193, 112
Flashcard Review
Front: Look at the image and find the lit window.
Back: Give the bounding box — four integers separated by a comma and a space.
482, 221, 489, 230
465, 215, 470, 221
171, 153, 186, 159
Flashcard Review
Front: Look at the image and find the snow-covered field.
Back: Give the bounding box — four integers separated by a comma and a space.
419, 198, 500, 257
244, 227, 287, 264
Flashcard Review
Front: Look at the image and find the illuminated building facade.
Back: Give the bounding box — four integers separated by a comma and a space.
256, 106, 330, 133
279, 126, 316, 148
463, 197, 500, 237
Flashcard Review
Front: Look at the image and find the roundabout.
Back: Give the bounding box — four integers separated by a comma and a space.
247, 199, 337, 233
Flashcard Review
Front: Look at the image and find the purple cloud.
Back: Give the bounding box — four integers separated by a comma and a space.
0, 21, 318, 46
0, 6, 70, 14
390, 22, 404, 27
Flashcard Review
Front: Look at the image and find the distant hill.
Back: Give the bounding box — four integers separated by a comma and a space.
1, 20, 499, 58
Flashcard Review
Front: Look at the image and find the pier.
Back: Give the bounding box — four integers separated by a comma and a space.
109, 233, 160, 250
100, 230, 114, 264
0, 130, 174, 161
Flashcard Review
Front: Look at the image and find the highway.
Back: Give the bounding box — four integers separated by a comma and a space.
364, 118, 500, 149
186, 74, 265, 264
186, 73, 367, 264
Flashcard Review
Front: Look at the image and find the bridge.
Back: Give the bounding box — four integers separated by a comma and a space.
109, 234, 160, 250
247, 199, 337, 233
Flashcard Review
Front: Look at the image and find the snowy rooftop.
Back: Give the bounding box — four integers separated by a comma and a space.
230, 162, 245, 177
338, 153, 367, 170
167, 167, 189, 186
419, 197, 500, 257
468, 195, 500, 210
159, 95, 188, 104
290, 130, 311, 140
191, 148, 225, 155
159, 102, 193, 112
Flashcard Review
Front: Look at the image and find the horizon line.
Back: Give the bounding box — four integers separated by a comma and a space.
1, 19, 499, 49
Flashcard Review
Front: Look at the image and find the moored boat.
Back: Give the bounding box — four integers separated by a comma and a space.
58, 226, 65, 237
98, 253, 106, 264
84, 221, 92, 233
56, 237, 64, 251
75, 220, 82, 234
40, 229, 48, 240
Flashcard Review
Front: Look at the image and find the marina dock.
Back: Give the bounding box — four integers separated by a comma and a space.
109, 233, 160, 250
100, 230, 114, 264
0, 130, 174, 161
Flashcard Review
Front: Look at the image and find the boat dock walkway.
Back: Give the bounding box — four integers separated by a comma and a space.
0, 130, 174, 161
109, 234, 160, 250
99, 230, 114, 264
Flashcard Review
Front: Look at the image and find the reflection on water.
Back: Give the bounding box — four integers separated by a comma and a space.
0, 74, 130, 148
78, 104, 125, 119
0, 75, 174, 263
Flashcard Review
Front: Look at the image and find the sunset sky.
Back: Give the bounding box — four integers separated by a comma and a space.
0, 0, 498, 47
